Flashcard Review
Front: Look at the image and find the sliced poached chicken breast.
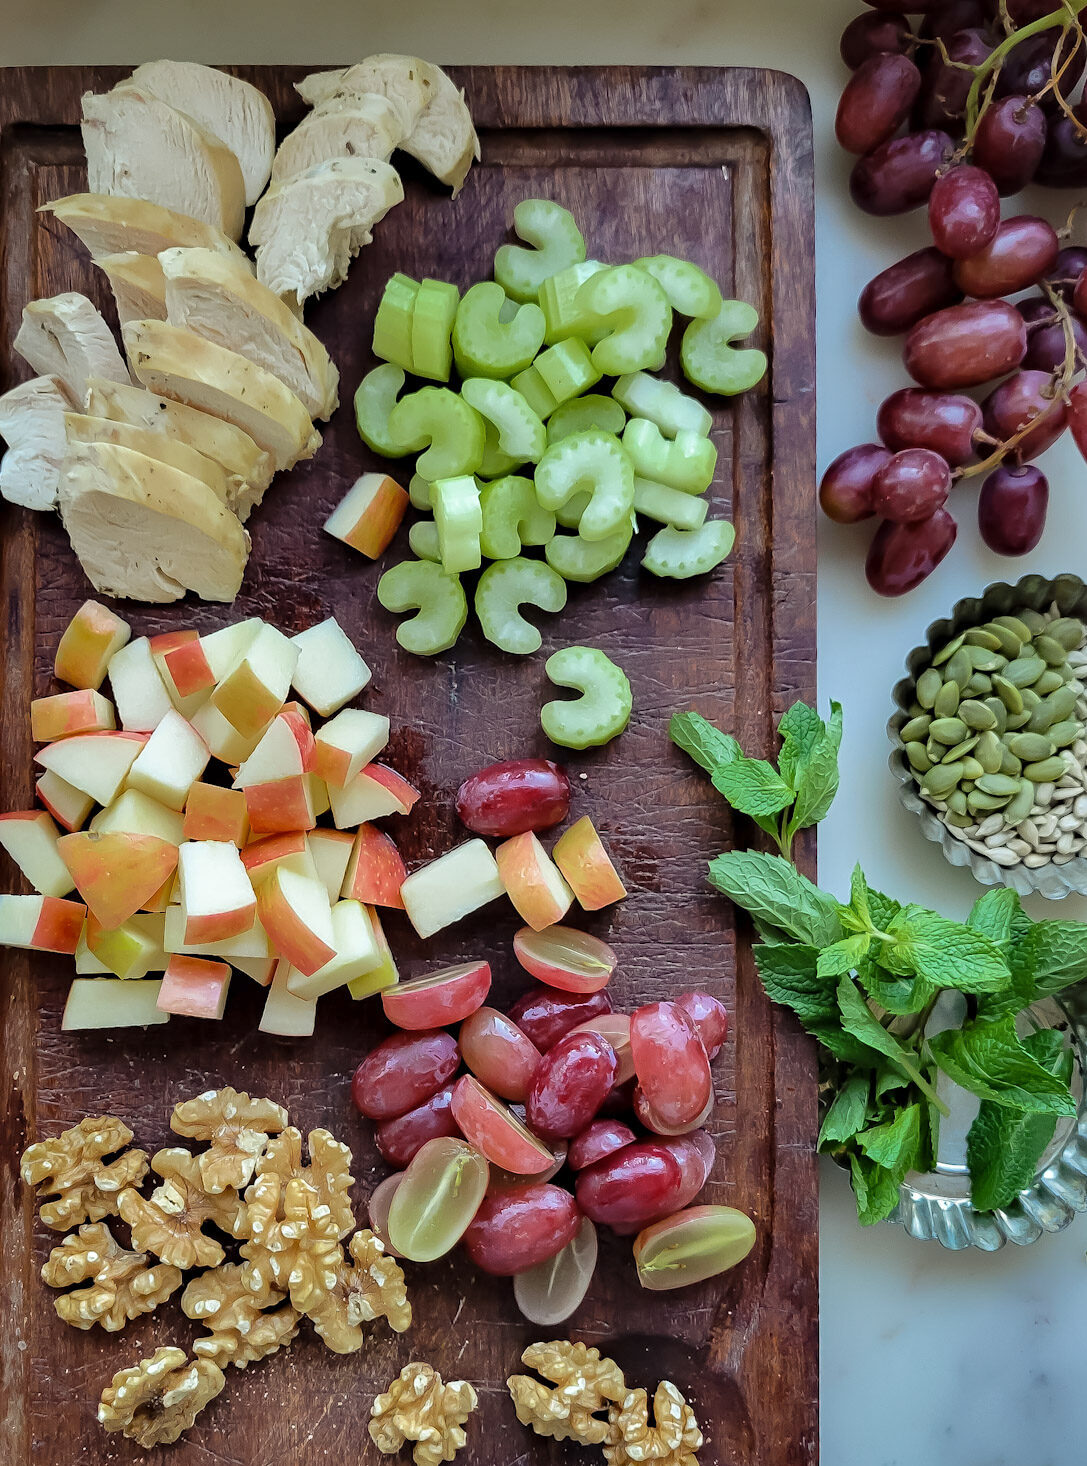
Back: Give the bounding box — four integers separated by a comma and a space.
14, 293, 130, 404
65, 411, 236, 506
270, 95, 404, 183
296, 57, 432, 135
0, 376, 72, 510
95, 252, 168, 326
42, 193, 251, 268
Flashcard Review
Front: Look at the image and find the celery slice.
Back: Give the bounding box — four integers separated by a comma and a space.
535, 339, 602, 403
475, 557, 567, 656
479, 475, 556, 560
432, 474, 483, 574
535, 430, 635, 543
372, 273, 420, 371
576, 265, 672, 376
633, 477, 709, 532
545, 520, 632, 583
461, 378, 547, 465
510, 364, 557, 421
355, 364, 411, 457
681, 300, 768, 396
547, 394, 627, 445
411, 278, 461, 382
622, 419, 716, 494
453, 281, 546, 379
541, 646, 632, 749
378, 559, 468, 656
389, 387, 485, 481
539, 261, 608, 345
494, 199, 587, 304
633, 255, 722, 320
612, 373, 711, 439
554, 491, 592, 530
409, 518, 441, 561
479, 423, 520, 480
642, 519, 736, 579
409, 474, 434, 511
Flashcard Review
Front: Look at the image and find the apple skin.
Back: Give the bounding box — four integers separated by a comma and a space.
54, 600, 130, 690
157, 954, 231, 1019
35, 731, 148, 807
160, 635, 216, 699
342, 823, 406, 908
183, 783, 249, 845
234, 710, 315, 787
312, 709, 390, 787
178, 843, 256, 946
57, 831, 180, 930
364, 764, 420, 815
552, 816, 628, 911
496, 832, 574, 932
36, 772, 95, 832
244, 775, 317, 835
324, 472, 408, 559
31, 690, 116, 743
382, 960, 492, 1029
0, 895, 87, 954
242, 831, 313, 885
256, 870, 336, 977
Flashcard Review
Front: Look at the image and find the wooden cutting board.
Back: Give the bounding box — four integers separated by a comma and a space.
0, 64, 817, 1465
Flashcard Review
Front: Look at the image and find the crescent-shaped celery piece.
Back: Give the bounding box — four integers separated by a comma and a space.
493, 199, 587, 304
547, 394, 627, 445
377, 559, 468, 656
512, 339, 602, 421
409, 473, 434, 511
479, 423, 520, 480
475, 557, 568, 656
622, 419, 716, 494
612, 372, 711, 439
633, 477, 709, 532
411, 278, 460, 382
633, 255, 722, 320
541, 646, 632, 749
642, 519, 736, 579
432, 474, 483, 574
681, 300, 768, 396
408, 518, 441, 561
575, 264, 672, 376
534, 430, 635, 543
355, 363, 411, 456
461, 378, 547, 465
545, 520, 632, 583
554, 492, 591, 530
452, 281, 546, 379
388, 387, 485, 481
479, 475, 556, 560
538, 260, 607, 344
372, 272, 420, 371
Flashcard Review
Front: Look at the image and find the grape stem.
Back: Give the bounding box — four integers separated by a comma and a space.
965, 1, 1087, 133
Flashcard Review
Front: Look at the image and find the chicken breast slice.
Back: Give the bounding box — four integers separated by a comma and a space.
65, 411, 236, 506
0, 376, 72, 511
160, 247, 339, 421
59, 439, 249, 603
43, 193, 251, 268
14, 293, 130, 404
123, 319, 320, 472
399, 62, 480, 195
81, 86, 246, 241
95, 253, 167, 326
296, 57, 431, 136
249, 157, 404, 307
270, 95, 404, 184
128, 60, 275, 206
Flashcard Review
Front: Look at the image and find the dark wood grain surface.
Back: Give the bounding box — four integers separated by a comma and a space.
0, 64, 817, 1466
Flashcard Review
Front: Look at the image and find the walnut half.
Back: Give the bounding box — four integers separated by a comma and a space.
369, 1362, 478, 1466
604, 1381, 704, 1466
98, 1345, 225, 1449
182, 1263, 300, 1369
21, 1116, 148, 1231
170, 1087, 288, 1194
508, 1339, 627, 1446
41, 1222, 181, 1332
308, 1229, 411, 1353
119, 1148, 247, 1270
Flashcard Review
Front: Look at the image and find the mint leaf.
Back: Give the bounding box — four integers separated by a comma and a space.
708, 850, 844, 947
966, 1029, 1074, 1212
669, 711, 742, 775
818, 1073, 871, 1149
710, 757, 794, 818
811, 1024, 884, 1066
884, 907, 1010, 993
849, 865, 871, 929
750, 915, 789, 945
836, 976, 933, 1094
754, 944, 837, 1025
967, 887, 1019, 955
817, 933, 870, 979
789, 719, 842, 833
856, 1102, 923, 1173
848, 1153, 903, 1226
928, 1017, 1077, 1116
875, 1063, 910, 1100
857, 957, 937, 1017
1022, 921, 1087, 1001
777, 702, 826, 790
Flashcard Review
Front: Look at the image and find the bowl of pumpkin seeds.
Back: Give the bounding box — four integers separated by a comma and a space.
889, 572, 1087, 899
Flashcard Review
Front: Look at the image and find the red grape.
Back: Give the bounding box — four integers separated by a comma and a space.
568, 1119, 636, 1171
513, 925, 617, 993
575, 1142, 686, 1235
352, 1030, 460, 1121
375, 1083, 459, 1168
859, 247, 961, 336
570, 1012, 634, 1083
904, 300, 1027, 389
841, 12, 912, 69
459, 1005, 541, 1102
685, 1126, 717, 1185
863, 0, 936, 11
508, 986, 613, 1052
461, 1183, 580, 1276
953, 216, 1059, 299
630, 1001, 713, 1130
836, 53, 922, 156
928, 166, 1000, 259
915, 29, 992, 134
526, 1029, 618, 1140
871, 448, 952, 523
920, 0, 990, 38
865, 509, 958, 596
450, 1076, 556, 1174
977, 465, 1049, 555
1067, 381, 1087, 460
850, 130, 954, 215
674, 991, 728, 1060
1024, 316, 1087, 373
1038, 107, 1087, 187
599, 1077, 637, 1117
877, 388, 982, 465
1045, 246, 1087, 301
455, 758, 570, 837
381, 960, 491, 1030
973, 95, 1046, 195
818, 444, 889, 523
1006, 0, 1064, 19
995, 31, 1085, 112
634, 1086, 714, 1136
982, 370, 1068, 460
368, 1172, 404, 1254
659, 1134, 714, 1209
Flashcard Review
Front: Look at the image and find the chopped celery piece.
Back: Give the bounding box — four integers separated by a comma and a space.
612, 372, 711, 439
535, 338, 602, 403
372, 273, 420, 370
378, 559, 468, 656
535, 430, 635, 543
642, 519, 736, 578
545, 520, 632, 583
681, 300, 768, 396
432, 474, 483, 574
547, 394, 626, 445
409, 473, 434, 511
633, 255, 722, 320
539, 260, 608, 345
542, 646, 632, 749
389, 387, 485, 481
479, 475, 556, 560
411, 278, 460, 382
622, 419, 716, 494
554, 491, 591, 529
462, 378, 547, 465
633, 476, 709, 531
479, 423, 519, 480
355, 364, 411, 457
409, 518, 441, 561
475, 557, 567, 656
576, 265, 672, 376
510, 364, 557, 421
494, 199, 586, 304
453, 282, 546, 379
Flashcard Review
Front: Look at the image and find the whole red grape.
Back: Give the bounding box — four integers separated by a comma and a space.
508, 986, 613, 1053
1067, 381, 1087, 461
1006, 0, 1064, 19
877, 388, 982, 465
953, 216, 1059, 299
455, 759, 569, 837
836, 54, 922, 156
920, 0, 990, 38
871, 449, 952, 523
859, 248, 961, 336
850, 130, 954, 216
977, 465, 1049, 555
818, 444, 889, 524
973, 95, 1046, 195
568, 1119, 636, 1171
352, 1030, 461, 1121
461, 1184, 581, 1276
865, 509, 958, 596
1038, 106, 1087, 187
375, 1084, 460, 1168
928, 165, 1000, 259
915, 29, 992, 134
904, 300, 1027, 389
863, 0, 937, 10
525, 1029, 618, 1141
995, 31, 1085, 112
982, 370, 1069, 461
1045, 246, 1087, 301
840, 12, 912, 69
674, 991, 728, 1059
1023, 311, 1087, 374
575, 1142, 687, 1235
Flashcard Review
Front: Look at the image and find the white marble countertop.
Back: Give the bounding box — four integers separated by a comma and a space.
5, 2, 1087, 1461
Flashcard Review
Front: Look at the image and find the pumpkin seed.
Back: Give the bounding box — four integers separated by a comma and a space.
986, 621, 1025, 658
1004, 781, 1036, 825
1019, 608, 1048, 635
930, 717, 968, 745
992, 675, 1024, 714
1000, 748, 1023, 776
946, 811, 974, 828
933, 680, 961, 718
908, 700, 924, 718
1024, 756, 1068, 782
961, 779, 976, 794
967, 646, 1004, 673
982, 697, 1008, 734
1034, 669, 1065, 696
1042, 684, 1079, 724
948, 790, 969, 816
906, 742, 932, 774
969, 790, 1013, 812
975, 730, 1004, 774
1004, 655, 1045, 688
1033, 634, 1068, 667
1005, 710, 1032, 730
932, 632, 966, 666
901, 714, 932, 742
923, 762, 963, 797
917, 667, 942, 709
958, 699, 997, 731
1048, 616, 1085, 651
946, 647, 974, 691
992, 614, 1032, 644
1008, 732, 1055, 762
1049, 719, 1082, 749
959, 757, 985, 781
964, 628, 1002, 652
926, 738, 944, 763
942, 735, 980, 763
965, 673, 993, 696
977, 773, 1022, 798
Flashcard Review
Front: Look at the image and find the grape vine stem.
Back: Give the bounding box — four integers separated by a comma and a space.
964, 1, 1087, 133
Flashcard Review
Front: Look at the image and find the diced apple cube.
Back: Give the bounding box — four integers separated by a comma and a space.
126, 709, 211, 811
229, 953, 276, 986
349, 905, 399, 1000
211, 622, 298, 737
178, 841, 256, 945
157, 955, 232, 1019
244, 775, 317, 835
312, 709, 390, 787
36, 770, 95, 832
90, 789, 185, 845
400, 840, 505, 940
324, 472, 409, 559
57, 830, 179, 930
256, 867, 336, 976
496, 831, 574, 932
183, 783, 249, 845
200, 618, 263, 681
0, 894, 86, 953
233, 709, 315, 788
153, 629, 216, 713
327, 763, 419, 830
308, 829, 354, 903
286, 899, 384, 1000
307, 773, 330, 819
31, 689, 116, 743
55, 600, 131, 690
75, 922, 111, 974
342, 823, 406, 908
290, 618, 371, 717
189, 700, 269, 765
108, 636, 173, 732
163, 904, 270, 959
242, 831, 317, 886
140, 873, 176, 913
85, 912, 162, 980
551, 815, 628, 910
0, 810, 75, 897
259, 960, 317, 1036
35, 731, 146, 806
63, 978, 170, 1030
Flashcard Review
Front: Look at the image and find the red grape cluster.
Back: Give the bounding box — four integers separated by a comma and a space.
824, 0, 1087, 595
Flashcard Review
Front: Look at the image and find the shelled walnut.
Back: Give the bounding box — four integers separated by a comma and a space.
41, 1222, 182, 1331
182, 1263, 300, 1368
241, 1176, 343, 1312
170, 1087, 288, 1194
508, 1340, 627, 1446
119, 1148, 248, 1269
369, 1362, 478, 1466
98, 1345, 225, 1449
604, 1382, 704, 1466
246, 1127, 356, 1237
308, 1229, 411, 1352
20, 1116, 148, 1231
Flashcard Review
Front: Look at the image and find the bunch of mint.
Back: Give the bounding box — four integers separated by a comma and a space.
672, 705, 1087, 1224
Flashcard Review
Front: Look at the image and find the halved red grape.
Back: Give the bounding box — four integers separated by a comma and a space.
841, 11, 912, 69
381, 960, 491, 1030
871, 448, 952, 523
982, 370, 1068, 461
568, 1119, 637, 1171
455, 758, 570, 838
634, 1086, 715, 1137
634, 1205, 757, 1292
368, 1171, 404, 1255
818, 444, 889, 524
630, 1001, 713, 1130
685, 1126, 717, 1185
928, 165, 1000, 259
375, 1082, 459, 1168
387, 1137, 489, 1262
904, 300, 1026, 389
977, 465, 1049, 556
1070, 381, 1087, 461
488, 1133, 568, 1188
877, 388, 982, 465
914, 29, 992, 134
570, 1012, 634, 1083
459, 1005, 541, 1102
508, 986, 613, 1052
865, 509, 958, 596
450, 1075, 556, 1174
953, 216, 1060, 299
849, 129, 954, 215
674, 991, 728, 1059
513, 925, 617, 994
352, 1030, 460, 1121
973, 95, 1046, 195
526, 1029, 618, 1141
513, 1215, 597, 1325
836, 53, 922, 156
575, 1142, 686, 1235
461, 1182, 581, 1276
859, 248, 961, 336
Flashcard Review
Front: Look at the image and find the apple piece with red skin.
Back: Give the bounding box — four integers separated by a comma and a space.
157, 954, 232, 1018
36, 771, 95, 832
178, 840, 257, 945
162, 904, 270, 959
312, 708, 390, 787
158, 632, 216, 702
90, 788, 185, 845
233, 709, 315, 788
210, 622, 298, 738
0, 893, 86, 954
450, 1075, 556, 1175
54, 599, 131, 691
57, 830, 179, 930
381, 959, 491, 1030
285, 899, 385, 1000
324, 472, 409, 559
399, 840, 505, 940
35, 730, 147, 806
256, 867, 336, 976
552, 816, 627, 911
307, 828, 354, 903
241, 831, 317, 886
512, 924, 617, 994
348, 904, 399, 999
31, 689, 116, 743
107, 636, 173, 732
0, 809, 75, 897
126, 709, 211, 811
327, 762, 420, 828
496, 831, 574, 932
231, 953, 276, 986
341, 822, 406, 908
183, 782, 250, 846
290, 617, 372, 718
244, 774, 317, 835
